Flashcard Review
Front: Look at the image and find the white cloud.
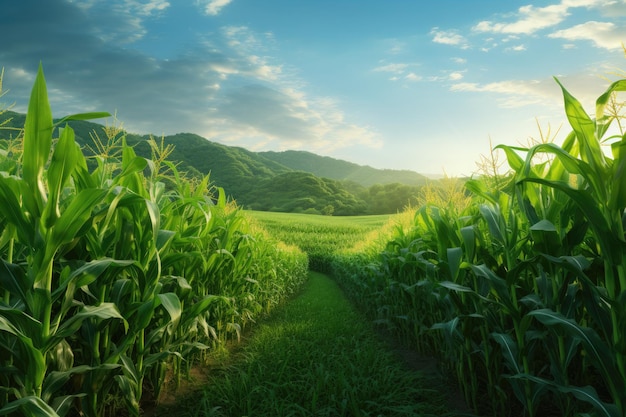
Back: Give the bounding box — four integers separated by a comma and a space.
450, 73, 611, 111
473, 4, 569, 34
373, 63, 408, 74
207, 85, 382, 152
133, 0, 170, 16
373, 61, 423, 83
198, 0, 233, 16
452, 57, 467, 64
507, 44, 527, 51
405, 72, 422, 81
549, 21, 626, 49
449, 72, 464, 81
430, 28, 469, 48
451, 79, 557, 108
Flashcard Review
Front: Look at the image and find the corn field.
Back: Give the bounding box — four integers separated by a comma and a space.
333, 77, 626, 416
0, 65, 308, 417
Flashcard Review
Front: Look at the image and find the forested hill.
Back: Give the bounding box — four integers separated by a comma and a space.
260, 150, 429, 187
0, 111, 433, 214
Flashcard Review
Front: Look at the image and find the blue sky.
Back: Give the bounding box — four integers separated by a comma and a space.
2, 0, 626, 177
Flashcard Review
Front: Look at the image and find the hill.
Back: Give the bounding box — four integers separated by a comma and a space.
259, 150, 429, 187
0, 111, 429, 214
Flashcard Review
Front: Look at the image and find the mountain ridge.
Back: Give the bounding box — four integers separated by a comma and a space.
0, 110, 431, 214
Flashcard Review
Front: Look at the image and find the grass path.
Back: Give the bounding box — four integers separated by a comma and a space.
153, 272, 466, 417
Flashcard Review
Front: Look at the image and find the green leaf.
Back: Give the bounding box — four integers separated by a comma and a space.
54, 303, 128, 342
0, 396, 59, 417
495, 144, 525, 173
478, 204, 505, 244
515, 373, 621, 417
43, 125, 79, 228
0, 175, 35, 244
50, 188, 107, 248
596, 79, 626, 138
157, 292, 182, 332
609, 135, 626, 210
460, 226, 476, 262
53, 112, 111, 126
0, 314, 47, 392
0, 259, 31, 307
438, 280, 473, 293
529, 308, 625, 397
491, 332, 521, 374
22, 63, 53, 210
554, 77, 606, 176
520, 176, 617, 264
446, 247, 463, 281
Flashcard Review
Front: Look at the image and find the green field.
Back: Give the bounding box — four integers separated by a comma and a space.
246, 210, 400, 272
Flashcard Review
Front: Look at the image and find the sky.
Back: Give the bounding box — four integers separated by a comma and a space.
2, 0, 626, 177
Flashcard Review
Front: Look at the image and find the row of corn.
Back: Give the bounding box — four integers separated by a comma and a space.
333, 77, 626, 416
0, 65, 308, 417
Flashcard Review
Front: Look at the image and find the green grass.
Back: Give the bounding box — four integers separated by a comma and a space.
157, 271, 455, 417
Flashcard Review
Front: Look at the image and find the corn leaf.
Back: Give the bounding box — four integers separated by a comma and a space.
22, 63, 53, 210
0, 396, 59, 417
529, 308, 625, 397
554, 77, 606, 176
43, 125, 80, 228
50, 188, 107, 248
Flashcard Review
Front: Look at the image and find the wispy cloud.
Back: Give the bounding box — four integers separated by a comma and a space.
473, 4, 569, 35
449, 71, 464, 81
198, 0, 234, 16
373, 63, 408, 74
506, 44, 527, 51
451, 79, 559, 108
207, 85, 382, 151
430, 27, 469, 48
450, 73, 608, 110
373, 61, 422, 82
549, 21, 626, 49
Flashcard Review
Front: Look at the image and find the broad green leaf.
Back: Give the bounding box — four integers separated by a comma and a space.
41, 365, 95, 402
0, 315, 46, 391
50, 188, 107, 248
609, 135, 626, 210
54, 303, 128, 342
460, 226, 476, 263
438, 280, 473, 293
53, 111, 111, 126
596, 79, 626, 138
0, 259, 30, 306
157, 292, 182, 332
446, 247, 463, 281
22, 63, 53, 210
0, 306, 43, 343
0, 396, 59, 417
554, 77, 606, 176
491, 332, 521, 374
515, 373, 621, 417
478, 204, 505, 244
0, 175, 35, 244
495, 144, 525, 173
529, 308, 625, 397
54, 258, 135, 315
43, 125, 79, 228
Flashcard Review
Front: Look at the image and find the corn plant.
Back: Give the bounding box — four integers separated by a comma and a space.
495, 77, 626, 416
0, 64, 126, 416
331, 73, 626, 417
0, 65, 309, 417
